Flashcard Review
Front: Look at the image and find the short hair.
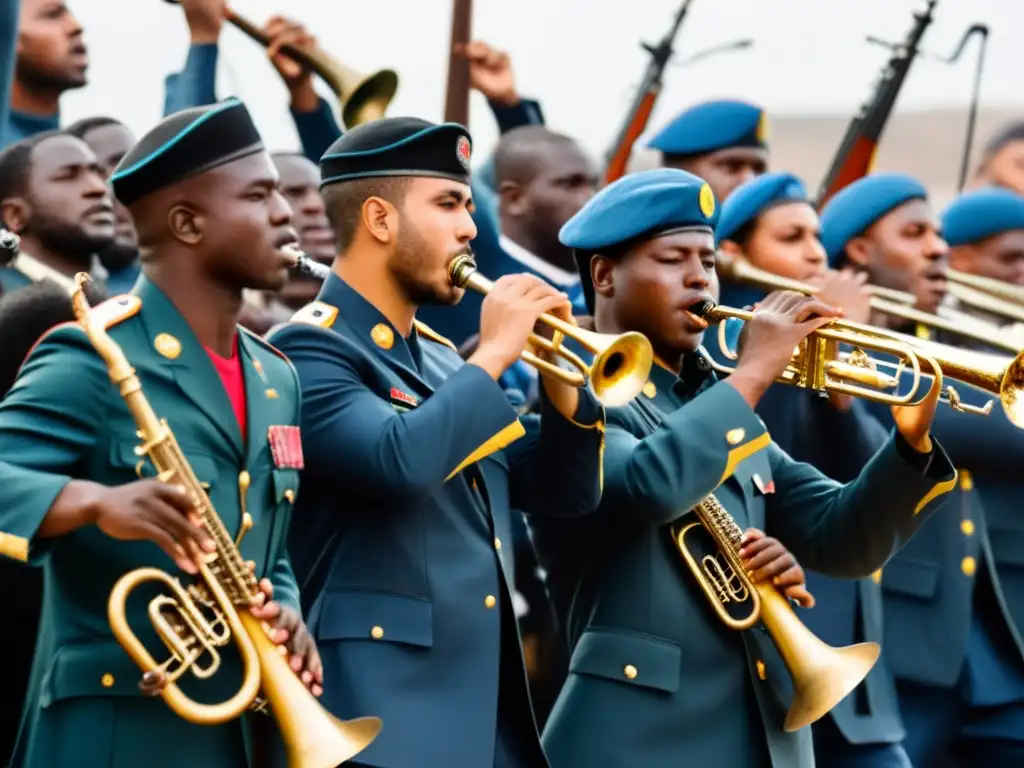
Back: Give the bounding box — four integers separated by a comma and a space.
0, 130, 66, 222
65, 116, 124, 141
0, 278, 105, 396
321, 177, 410, 251
493, 125, 578, 187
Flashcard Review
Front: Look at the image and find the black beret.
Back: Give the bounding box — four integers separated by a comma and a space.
110, 98, 264, 207
320, 117, 472, 188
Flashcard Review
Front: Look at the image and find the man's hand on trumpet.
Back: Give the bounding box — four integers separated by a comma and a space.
263, 15, 320, 112
738, 528, 815, 608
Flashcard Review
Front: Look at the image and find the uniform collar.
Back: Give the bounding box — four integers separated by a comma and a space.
8, 250, 105, 291
499, 234, 578, 287
644, 348, 717, 405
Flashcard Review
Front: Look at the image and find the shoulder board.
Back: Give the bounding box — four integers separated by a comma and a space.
291, 301, 338, 329
90, 295, 141, 329
414, 320, 458, 352
239, 325, 289, 362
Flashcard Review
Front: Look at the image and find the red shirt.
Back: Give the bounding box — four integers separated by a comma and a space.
205, 336, 247, 442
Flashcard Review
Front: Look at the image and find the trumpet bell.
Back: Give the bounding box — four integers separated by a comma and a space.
784, 640, 880, 732
334, 66, 399, 127
577, 328, 654, 408
998, 349, 1024, 427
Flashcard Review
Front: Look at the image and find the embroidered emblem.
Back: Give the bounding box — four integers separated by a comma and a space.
699, 183, 716, 219
268, 425, 304, 470
642, 381, 657, 399
154, 333, 182, 360
390, 388, 418, 408
371, 323, 394, 350
456, 135, 471, 170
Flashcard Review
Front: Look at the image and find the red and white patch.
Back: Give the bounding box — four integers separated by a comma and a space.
456, 135, 471, 169
390, 387, 419, 407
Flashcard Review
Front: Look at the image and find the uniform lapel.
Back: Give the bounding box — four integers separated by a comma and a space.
237, 331, 290, 468
134, 277, 244, 460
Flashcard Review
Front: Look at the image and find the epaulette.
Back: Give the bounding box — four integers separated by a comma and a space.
291, 301, 338, 328
414, 320, 457, 352
239, 324, 289, 362
90, 295, 141, 329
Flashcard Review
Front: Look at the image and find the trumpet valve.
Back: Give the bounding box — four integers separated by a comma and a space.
825, 360, 899, 389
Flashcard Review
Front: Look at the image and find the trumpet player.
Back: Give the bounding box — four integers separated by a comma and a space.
0, 99, 323, 768
714, 171, 912, 768
823, 176, 1024, 765
267, 117, 605, 768
532, 168, 957, 768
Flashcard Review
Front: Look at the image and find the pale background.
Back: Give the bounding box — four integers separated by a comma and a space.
61, 0, 1024, 205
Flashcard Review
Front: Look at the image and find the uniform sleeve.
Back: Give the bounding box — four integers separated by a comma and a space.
488, 98, 545, 132
765, 433, 957, 579
0, 327, 107, 562
601, 380, 770, 525
504, 386, 604, 519
0, 0, 17, 148
291, 99, 342, 163
163, 43, 219, 115
272, 324, 523, 504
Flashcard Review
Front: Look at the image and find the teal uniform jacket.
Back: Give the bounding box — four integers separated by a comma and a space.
0, 266, 32, 294
531, 354, 957, 768
0, 277, 303, 768
266, 273, 605, 768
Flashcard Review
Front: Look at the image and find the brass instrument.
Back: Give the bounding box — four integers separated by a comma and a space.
948, 269, 1024, 305
70, 274, 382, 767
162, 1, 397, 128
946, 270, 1024, 326
448, 255, 654, 407
674, 495, 879, 731
694, 298, 1024, 428
715, 252, 1024, 354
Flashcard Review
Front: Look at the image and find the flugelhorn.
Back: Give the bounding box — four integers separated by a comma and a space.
449, 255, 654, 407
162, 1, 397, 128
674, 495, 879, 731
70, 274, 382, 767
692, 298, 1024, 428
715, 252, 1024, 354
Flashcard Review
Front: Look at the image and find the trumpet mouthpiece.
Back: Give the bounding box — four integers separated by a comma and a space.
690, 300, 717, 318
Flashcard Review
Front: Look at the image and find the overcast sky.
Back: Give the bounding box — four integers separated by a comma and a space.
63, 0, 1024, 161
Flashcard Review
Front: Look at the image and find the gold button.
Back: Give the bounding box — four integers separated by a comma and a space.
756, 660, 767, 680
642, 381, 657, 399
960, 469, 974, 491
962, 556, 976, 577
871, 569, 882, 584
726, 428, 746, 446
284, 489, 295, 503
371, 323, 394, 350
961, 519, 975, 536
623, 664, 638, 680
101, 673, 115, 688
494, 537, 502, 551
153, 333, 181, 360
370, 626, 384, 640
484, 595, 497, 609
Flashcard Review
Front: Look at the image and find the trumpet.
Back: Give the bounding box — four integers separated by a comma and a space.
693, 298, 1024, 428
673, 495, 879, 731
162, 1, 397, 128
948, 268, 1024, 307
715, 252, 1024, 354
70, 274, 382, 767
448, 255, 654, 407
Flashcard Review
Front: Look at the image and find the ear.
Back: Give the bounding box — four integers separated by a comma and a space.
498, 180, 527, 216
0, 197, 31, 234
591, 253, 616, 300
843, 236, 871, 269
363, 197, 396, 245
718, 239, 747, 261
167, 203, 202, 246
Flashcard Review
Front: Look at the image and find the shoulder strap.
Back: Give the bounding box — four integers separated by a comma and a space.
414, 320, 458, 352
291, 301, 339, 329
90, 295, 141, 329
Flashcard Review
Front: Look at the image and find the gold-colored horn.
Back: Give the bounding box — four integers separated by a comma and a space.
948, 268, 1024, 306
715, 252, 1024, 354
71, 273, 382, 767
674, 496, 879, 732
449, 255, 654, 407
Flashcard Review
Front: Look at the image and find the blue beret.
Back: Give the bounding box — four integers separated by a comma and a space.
111, 98, 263, 207
716, 172, 808, 243
648, 100, 767, 156
561, 168, 718, 313
941, 188, 1024, 247
320, 117, 471, 187
819, 173, 928, 264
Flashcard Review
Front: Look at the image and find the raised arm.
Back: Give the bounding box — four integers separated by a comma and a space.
0, 0, 19, 148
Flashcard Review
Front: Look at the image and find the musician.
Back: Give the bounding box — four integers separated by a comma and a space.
0, 99, 323, 768
942, 187, 1024, 293
0, 130, 115, 294
969, 122, 1024, 196
649, 99, 769, 202
65, 116, 141, 294
267, 117, 605, 768
4, 0, 87, 148
714, 172, 911, 767
532, 167, 957, 768
821, 173, 1024, 766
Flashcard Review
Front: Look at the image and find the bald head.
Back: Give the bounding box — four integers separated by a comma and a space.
494, 126, 588, 187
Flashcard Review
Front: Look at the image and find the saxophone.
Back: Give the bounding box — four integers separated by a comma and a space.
70, 273, 381, 767
672, 493, 880, 732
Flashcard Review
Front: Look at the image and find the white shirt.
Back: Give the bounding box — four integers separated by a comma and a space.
499, 234, 577, 288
